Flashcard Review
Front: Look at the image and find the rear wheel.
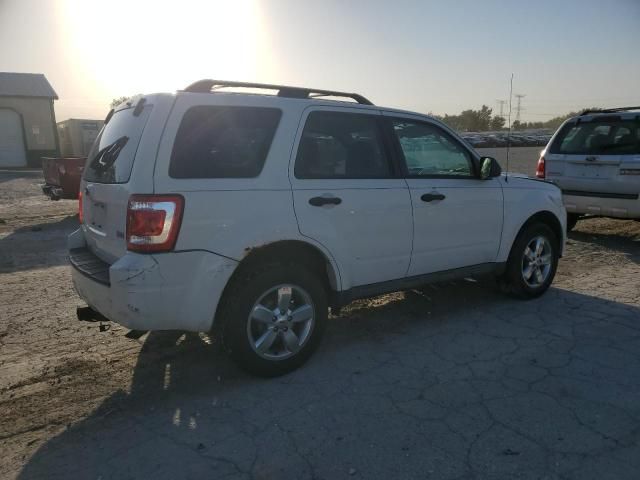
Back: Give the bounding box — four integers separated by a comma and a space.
219, 262, 327, 377
499, 223, 559, 299
566, 213, 581, 232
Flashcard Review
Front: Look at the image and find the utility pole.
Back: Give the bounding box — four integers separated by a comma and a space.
496, 100, 507, 118
514, 94, 526, 122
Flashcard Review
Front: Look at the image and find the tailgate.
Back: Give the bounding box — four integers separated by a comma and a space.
41, 157, 61, 186
546, 153, 640, 195
546, 116, 640, 194
81, 102, 154, 263
82, 182, 131, 263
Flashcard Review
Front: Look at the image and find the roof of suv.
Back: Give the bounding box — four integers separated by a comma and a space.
573, 106, 640, 121
175, 79, 448, 123
182, 79, 375, 106
579, 106, 640, 116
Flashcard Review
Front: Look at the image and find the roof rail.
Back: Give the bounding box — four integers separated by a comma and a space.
580, 106, 640, 116
182, 79, 374, 105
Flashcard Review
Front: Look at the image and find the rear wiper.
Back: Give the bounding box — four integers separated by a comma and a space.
90, 136, 129, 172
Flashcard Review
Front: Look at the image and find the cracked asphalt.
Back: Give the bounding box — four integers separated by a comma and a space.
1, 166, 640, 479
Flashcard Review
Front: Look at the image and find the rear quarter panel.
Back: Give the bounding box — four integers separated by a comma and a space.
152, 93, 344, 288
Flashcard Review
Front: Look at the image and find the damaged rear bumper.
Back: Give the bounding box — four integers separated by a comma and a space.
68, 228, 238, 332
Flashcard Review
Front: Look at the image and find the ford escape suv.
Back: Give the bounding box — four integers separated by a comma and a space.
69, 80, 566, 376
537, 106, 640, 231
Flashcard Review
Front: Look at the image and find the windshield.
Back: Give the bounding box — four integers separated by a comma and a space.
83, 104, 153, 183
549, 118, 640, 155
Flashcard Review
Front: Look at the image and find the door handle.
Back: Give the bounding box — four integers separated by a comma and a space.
309, 196, 342, 207
421, 193, 446, 202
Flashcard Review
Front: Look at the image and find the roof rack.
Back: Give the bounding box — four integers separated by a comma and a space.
182, 79, 374, 105
580, 106, 640, 116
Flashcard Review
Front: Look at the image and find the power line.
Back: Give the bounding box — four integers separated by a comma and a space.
496, 99, 507, 118
514, 94, 525, 122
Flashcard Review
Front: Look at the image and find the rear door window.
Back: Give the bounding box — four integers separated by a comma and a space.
169, 106, 282, 178
83, 104, 153, 183
294, 111, 391, 179
550, 119, 640, 155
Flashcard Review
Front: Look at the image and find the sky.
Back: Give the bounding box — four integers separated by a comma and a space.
1, 0, 638, 122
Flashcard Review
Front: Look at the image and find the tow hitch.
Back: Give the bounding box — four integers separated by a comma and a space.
76, 306, 111, 331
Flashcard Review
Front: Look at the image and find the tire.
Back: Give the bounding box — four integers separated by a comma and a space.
219, 262, 327, 377
566, 213, 581, 232
499, 223, 559, 299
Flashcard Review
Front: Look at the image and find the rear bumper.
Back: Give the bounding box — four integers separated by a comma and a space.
68, 228, 238, 332
562, 192, 640, 218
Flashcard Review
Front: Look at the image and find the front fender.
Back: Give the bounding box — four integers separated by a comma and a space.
497, 177, 566, 262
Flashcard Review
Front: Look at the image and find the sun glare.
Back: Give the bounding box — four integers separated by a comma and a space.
57, 0, 267, 101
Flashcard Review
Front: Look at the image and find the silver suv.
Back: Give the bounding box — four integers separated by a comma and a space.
538, 106, 640, 230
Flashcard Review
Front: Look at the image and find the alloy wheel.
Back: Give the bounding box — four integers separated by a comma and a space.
521, 235, 553, 288
246, 284, 315, 360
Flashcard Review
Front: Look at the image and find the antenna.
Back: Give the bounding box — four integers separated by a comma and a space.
505, 74, 514, 183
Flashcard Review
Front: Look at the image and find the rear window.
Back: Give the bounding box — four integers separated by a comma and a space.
83, 104, 153, 183
550, 118, 640, 155
169, 106, 282, 178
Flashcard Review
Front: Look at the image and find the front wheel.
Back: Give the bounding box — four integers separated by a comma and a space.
499, 223, 559, 299
219, 262, 327, 377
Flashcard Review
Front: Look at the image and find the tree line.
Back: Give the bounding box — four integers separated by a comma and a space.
430, 105, 595, 132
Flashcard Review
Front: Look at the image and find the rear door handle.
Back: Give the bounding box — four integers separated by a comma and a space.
421, 193, 446, 202
309, 196, 342, 207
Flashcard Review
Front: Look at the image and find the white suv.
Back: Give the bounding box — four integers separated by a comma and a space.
537, 106, 640, 230
69, 80, 566, 376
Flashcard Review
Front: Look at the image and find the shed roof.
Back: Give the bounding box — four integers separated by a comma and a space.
0, 72, 58, 99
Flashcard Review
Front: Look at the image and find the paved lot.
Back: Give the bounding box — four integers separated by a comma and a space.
1, 157, 640, 479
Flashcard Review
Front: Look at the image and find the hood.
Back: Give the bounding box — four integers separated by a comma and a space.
499, 172, 561, 192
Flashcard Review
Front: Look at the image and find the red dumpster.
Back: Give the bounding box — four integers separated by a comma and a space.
41, 157, 86, 200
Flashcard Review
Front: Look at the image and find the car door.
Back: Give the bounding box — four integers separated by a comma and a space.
384, 114, 504, 276
290, 107, 413, 289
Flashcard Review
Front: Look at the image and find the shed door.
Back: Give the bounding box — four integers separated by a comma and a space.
0, 109, 27, 167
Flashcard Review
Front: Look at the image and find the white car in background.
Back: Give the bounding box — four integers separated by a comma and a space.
69, 80, 566, 376
537, 106, 640, 231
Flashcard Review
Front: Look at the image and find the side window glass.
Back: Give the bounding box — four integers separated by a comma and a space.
295, 111, 391, 179
169, 106, 281, 179
392, 120, 473, 177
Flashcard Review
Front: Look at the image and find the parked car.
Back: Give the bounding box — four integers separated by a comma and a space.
69, 80, 566, 376
538, 107, 640, 231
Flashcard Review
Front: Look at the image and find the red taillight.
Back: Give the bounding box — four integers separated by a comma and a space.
128, 209, 166, 236
78, 190, 83, 223
535, 156, 546, 179
126, 195, 184, 253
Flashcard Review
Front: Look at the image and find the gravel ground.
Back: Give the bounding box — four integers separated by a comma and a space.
1, 154, 639, 480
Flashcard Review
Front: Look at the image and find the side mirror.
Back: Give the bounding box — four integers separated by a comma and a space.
479, 156, 502, 180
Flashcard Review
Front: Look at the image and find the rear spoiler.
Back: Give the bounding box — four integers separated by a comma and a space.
104, 97, 146, 125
